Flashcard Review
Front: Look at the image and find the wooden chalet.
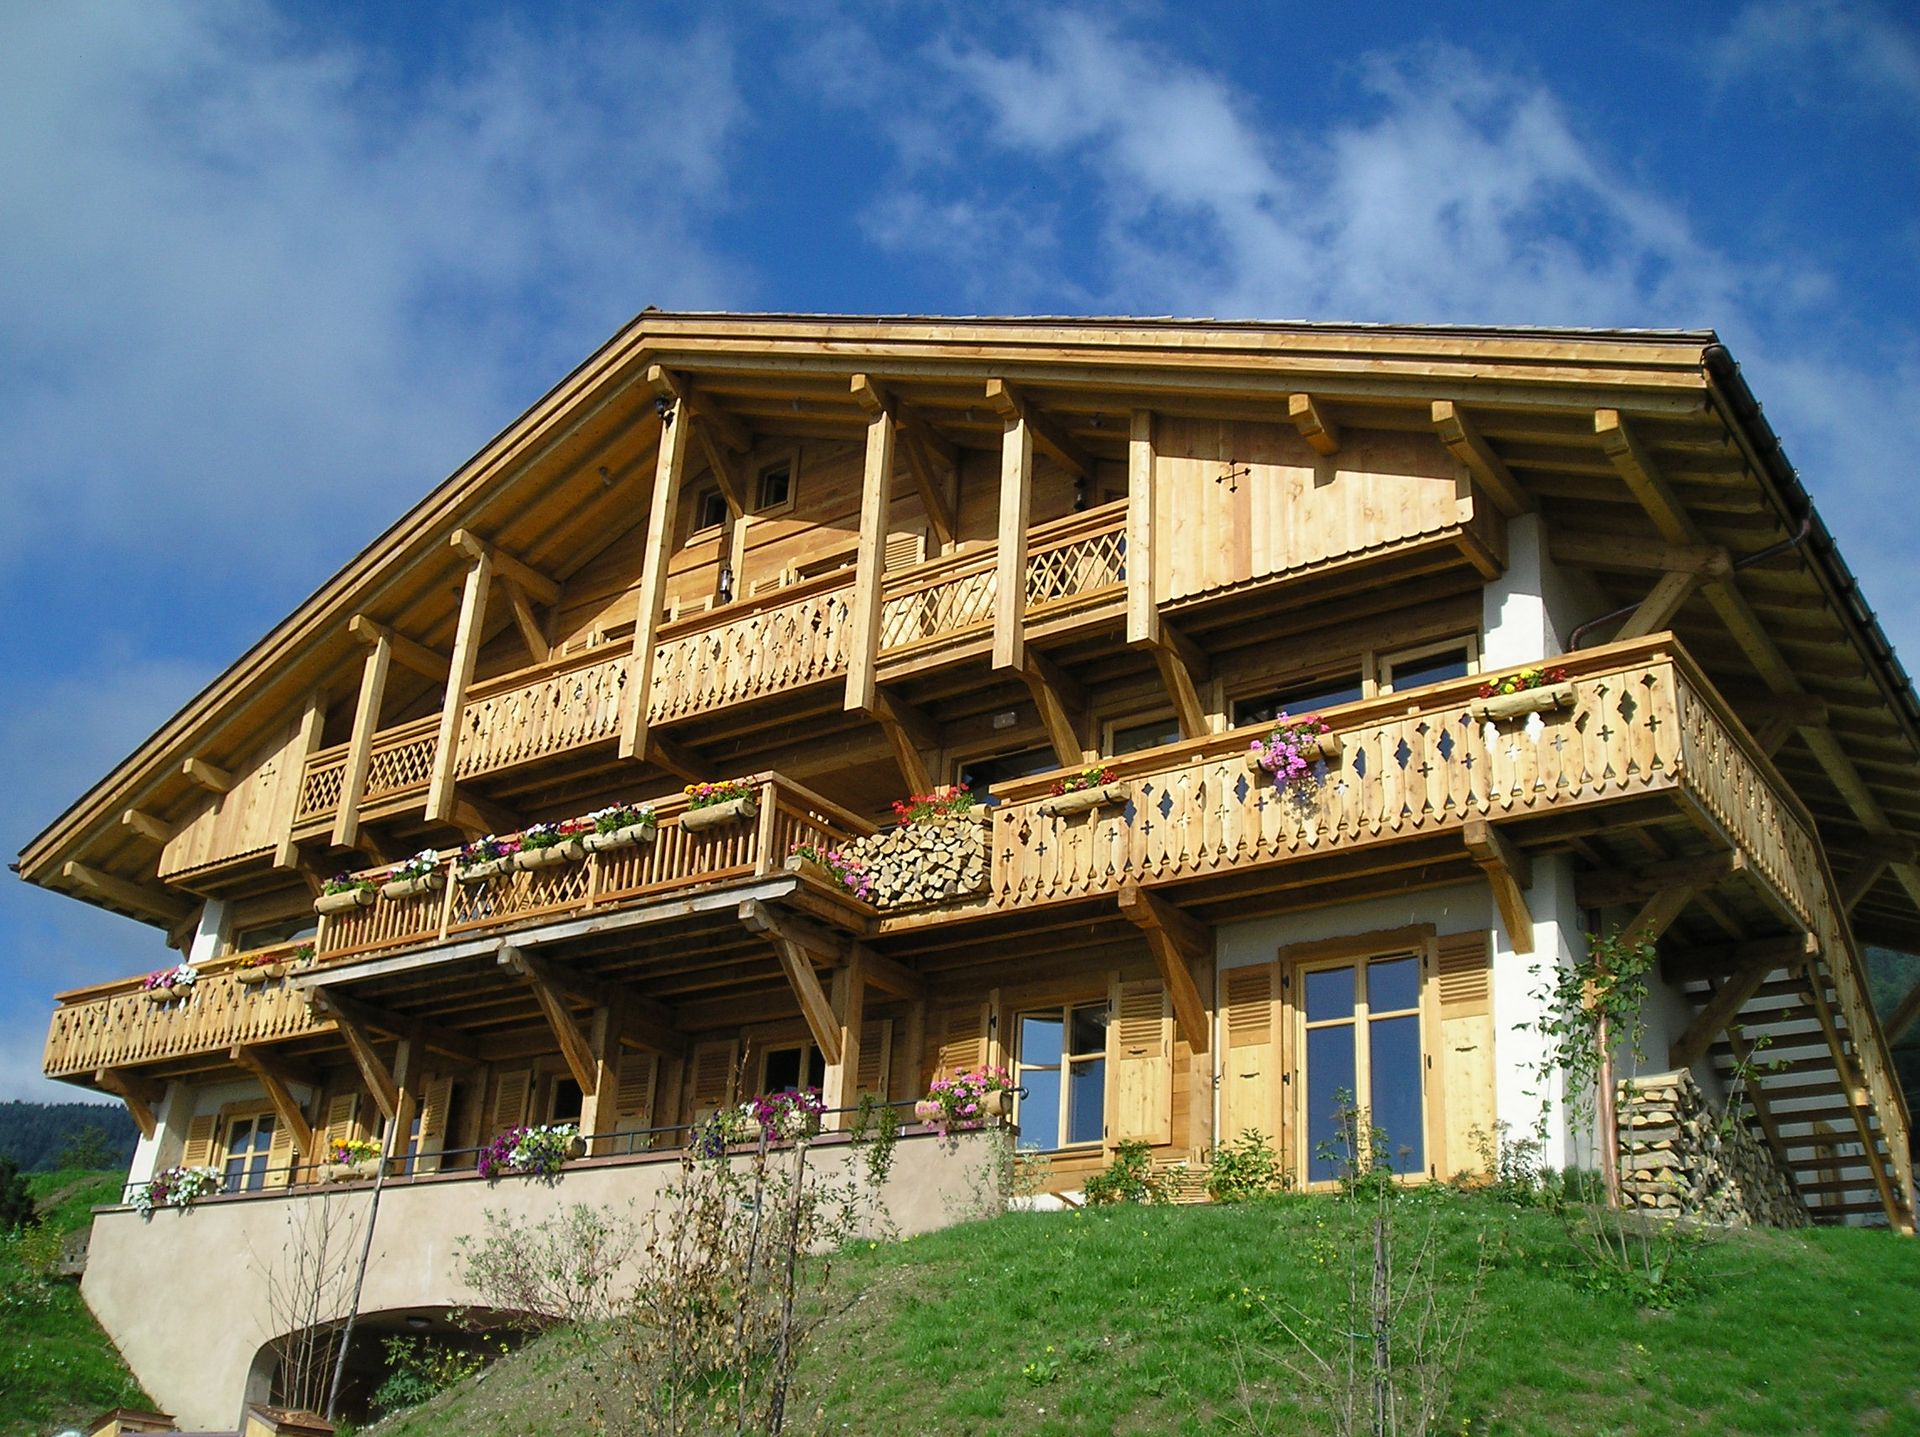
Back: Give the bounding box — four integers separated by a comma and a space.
19, 314, 1920, 1261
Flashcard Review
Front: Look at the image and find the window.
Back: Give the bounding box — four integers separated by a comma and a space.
1107, 712, 1180, 756
221, 1112, 276, 1193
756, 462, 792, 512
761, 1043, 826, 1095
549, 1077, 584, 1126
230, 915, 317, 954
1378, 638, 1476, 695
956, 745, 1059, 802
689, 486, 728, 536
1232, 674, 1366, 728
1014, 1001, 1108, 1150
1297, 951, 1426, 1185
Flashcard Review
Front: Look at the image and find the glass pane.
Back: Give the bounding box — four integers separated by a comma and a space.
1369, 1014, 1425, 1174
1232, 679, 1365, 727
806, 1045, 824, 1088
1020, 1012, 1063, 1067
1304, 966, 1355, 1022
1367, 956, 1420, 1013
764, 1048, 802, 1093
1069, 1003, 1108, 1058
1019, 1067, 1061, 1150
958, 746, 1060, 801
1305, 1025, 1358, 1183
1389, 647, 1470, 692
1067, 1058, 1106, 1145
1112, 716, 1181, 755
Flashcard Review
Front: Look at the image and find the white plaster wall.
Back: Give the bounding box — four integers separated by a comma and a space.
1490, 854, 1588, 1169
187, 898, 232, 968
1479, 513, 1608, 666
1623, 973, 1725, 1104
1215, 882, 1490, 974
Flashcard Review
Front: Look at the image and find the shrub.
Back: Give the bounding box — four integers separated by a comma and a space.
1207, 1129, 1288, 1203
371, 1335, 491, 1414
456, 1203, 638, 1329
1082, 1140, 1170, 1207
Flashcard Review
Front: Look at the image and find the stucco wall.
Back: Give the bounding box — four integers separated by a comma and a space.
84, 1128, 1002, 1429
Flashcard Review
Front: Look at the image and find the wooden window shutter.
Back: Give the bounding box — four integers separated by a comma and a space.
180, 1114, 218, 1169
884, 533, 926, 572
686, 1040, 739, 1122
1435, 931, 1495, 1179
266, 1115, 298, 1189
615, 1053, 659, 1132
856, 1019, 893, 1100
1219, 962, 1283, 1157
321, 1093, 358, 1153
414, 1075, 455, 1175
488, 1069, 531, 1137
1108, 978, 1172, 1146
931, 1001, 989, 1082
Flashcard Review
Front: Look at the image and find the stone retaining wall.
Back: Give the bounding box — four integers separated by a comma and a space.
847, 818, 987, 910
1616, 1068, 1806, 1228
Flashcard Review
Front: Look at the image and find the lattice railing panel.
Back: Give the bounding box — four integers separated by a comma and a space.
1026, 522, 1125, 610
880, 560, 996, 651
295, 753, 347, 822
364, 720, 439, 801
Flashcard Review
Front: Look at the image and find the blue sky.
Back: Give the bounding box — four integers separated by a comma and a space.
2, 1, 1917, 1101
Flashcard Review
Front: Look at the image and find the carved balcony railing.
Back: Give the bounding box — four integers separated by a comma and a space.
43, 944, 329, 1080
293, 715, 439, 831
458, 645, 631, 780
648, 574, 855, 725
313, 774, 874, 964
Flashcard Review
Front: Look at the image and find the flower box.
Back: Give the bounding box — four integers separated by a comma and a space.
234, 963, 286, 985
1470, 682, 1576, 723
682, 795, 757, 832
1037, 782, 1129, 818
319, 1157, 383, 1183
513, 839, 587, 872
583, 823, 657, 854
380, 872, 445, 901
314, 887, 375, 916
786, 853, 836, 886
457, 857, 514, 884
1244, 732, 1343, 775
143, 984, 181, 1004
913, 1099, 942, 1124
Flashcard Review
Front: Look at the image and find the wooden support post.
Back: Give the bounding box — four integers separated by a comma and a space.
648, 364, 753, 453
499, 945, 598, 1096
620, 395, 692, 762
1668, 963, 1778, 1070
1464, 817, 1533, 955
994, 405, 1033, 672
1126, 409, 1157, 646
845, 380, 896, 714
1020, 649, 1089, 765
274, 690, 328, 871
1117, 882, 1212, 1054
390, 1034, 421, 1169
452, 529, 560, 605
580, 1003, 621, 1155
1287, 393, 1340, 455
1432, 401, 1528, 515
425, 544, 493, 823
739, 901, 843, 1065
332, 629, 391, 850
233, 1047, 317, 1156
986, 379, 1090, 478
823, 947, 867, 1129
95, 1068, 160, 1140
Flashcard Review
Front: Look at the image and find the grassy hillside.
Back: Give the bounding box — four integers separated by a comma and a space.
367, 1191, 1920, 1437
0, 1171, 152, 1437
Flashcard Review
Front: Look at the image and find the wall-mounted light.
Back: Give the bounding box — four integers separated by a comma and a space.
655, 395, 674, 426
717, 564, 735, 604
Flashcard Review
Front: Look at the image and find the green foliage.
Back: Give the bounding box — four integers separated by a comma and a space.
0, 1160, 35, 1235
372, 1336, 494, 1415
1527, 928, 1657, 1142
1082, 1140, 1170, 1207
849, 1092, 901, 1191
1205, 1128, 1288, 1203
455, 1204, 637, 1330
0, 1101, 138, 1174
55, 1125, 117, 1172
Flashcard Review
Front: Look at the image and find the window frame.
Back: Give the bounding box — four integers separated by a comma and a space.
1102, 708, 1182, 758
686, 485, 730, 541
1227, 670, 1370, 731
217, 1102, 278, 1193
753, 449, 800, 517
1012, 998, 1110, 1152
758, 1040, 827, 1096
1376, 635, 1479, 695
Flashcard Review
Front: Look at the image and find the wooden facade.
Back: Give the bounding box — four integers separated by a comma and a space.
19, 314, 1920, 1231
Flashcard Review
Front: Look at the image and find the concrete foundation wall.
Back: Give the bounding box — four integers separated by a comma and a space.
83, 1128, 1001, 1429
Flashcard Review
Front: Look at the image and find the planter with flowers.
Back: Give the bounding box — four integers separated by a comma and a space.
681, 778, 759, 833
477, 1123, 582, 1180
1246, 714, 1341, 784
319, 1138, 384, 1183
380, 849, 445, 901
691, 1104, 760, 1160
785, 842, 874, 902
582, 802, 658, 854
132, 1164, 221, 1218
142, 964, 197, 1004
456, 835, 517, 884
235, 945, 305, 985
1037, 765, 1127, 818
916, 1066, 1013, 1134
751, 1089, 825, 1144
512, 821, 589, 872
314, 873, 378, 916
890, 783, 979, 828
1470, 666, 1574, 722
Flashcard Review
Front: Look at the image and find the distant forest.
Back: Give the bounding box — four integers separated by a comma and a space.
0, 1100, 139, 1172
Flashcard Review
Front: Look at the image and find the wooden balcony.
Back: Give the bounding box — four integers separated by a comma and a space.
43, 943, 331, 1081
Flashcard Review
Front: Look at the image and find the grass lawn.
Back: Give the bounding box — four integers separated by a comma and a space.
367, 1189, 1920, 1437
0, 1170, 152, 1437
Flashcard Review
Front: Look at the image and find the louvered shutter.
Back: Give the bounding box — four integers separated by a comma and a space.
1220, 962, 1281, 1155
487, 1069, 531, 1137
855, 1019, 892, 1101
930, 1001, 989, 1083
1435, 931, 1495, 1179
615, 1052, 659, 1140
180, 1114, 217, 1169
1108, 978, 1171, 1145
883, 533, 926, 572
685, 1040, 739, 1122
265, 1114, 298, 1189
414, 1075, 454, 1175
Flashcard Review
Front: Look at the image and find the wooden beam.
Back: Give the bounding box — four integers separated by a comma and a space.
1799, 959, 1903, 1223
993, 406, 1033, 671
620, 395, 691, 762
1548, 534, 1731, 576
320, 995, 399, 1120
1576, 850, 1744, 909
451, 529, 560, 606
1287, 393, 1340, 455
1615, 567, 1707, 641
845, 382, 896, 714
275, 690, 327, 871
120, 809, 172, 844
447, 790, 519, 843
852, 375, 956, 548
503, 580, 551, 666
426, 546, 492, 822
1464, 817, 1533, 954
1595, 409, 1693, 543
1021, 649, 1089, 766
644, 732, 705, 784
94, 1069, 159, 1140
1432, 401, 1528, 516
868, 689, 936, 796
739, 900, 842, 1066
1838, 857, 1892, 913
822, 947, 866, 1125
309, 986, 482, 1066
1623, 882, 1706, 949
61, 861, 192, 924
231, 1047, 316, 1155
1669, 964, 1778, 1070
858, 945, 926, 1001
332, 629, 391, 850
1744, 693, 1831, 731
1126, 409, 1158, 646
736, 900, 857, 966
348, 614, 448, 681
647, 363, 753, 454
498, 945, 597, 1096
1138, 620, 1210, 739
695, 426, 748, 515
1118, 882, 1212, 1053
181, 757, 232, 793
985, 378, 1090, 478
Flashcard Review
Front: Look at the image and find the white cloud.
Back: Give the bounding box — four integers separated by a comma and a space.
1710, 2, 1920, 115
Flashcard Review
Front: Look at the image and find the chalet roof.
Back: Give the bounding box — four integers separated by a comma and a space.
14, 312, 1920, 952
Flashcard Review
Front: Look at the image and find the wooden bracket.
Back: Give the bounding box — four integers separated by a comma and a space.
648, 364, 753, 454
1615, 567, 1709, 641
61, 861, 192, 925
1432, 401, 1528, 516
348, 614, 449, 681
859, 945, 927, 1001
231, 1046, 317, 1155
451, 529, 559, 606
94, 1068, 161, 1140
503, 579, 552, 665
498, 945, 598, 1097
852, 374, 957, 548
120, 809, 172, 845
1118, 881, 1212, 1053
985, 378, 1090, 478
1548, 535, 1731, 577
867, 688, 939, 797
311, 986, 482, 1066
1133, 620, 1210, 739
1668, 961, 1779, 1070
1287, 393, 1340, 455
1463, 817, 1533, 954
1595, 410, 1693, 542
739, 900, 843, 1065
181, 757, 233, 794
314, 992, 400, 1120
1020, 649, 1090, 766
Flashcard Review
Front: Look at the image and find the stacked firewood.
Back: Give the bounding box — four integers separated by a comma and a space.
1615, 1070, 1807, 1228
846, 818, 988, 910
